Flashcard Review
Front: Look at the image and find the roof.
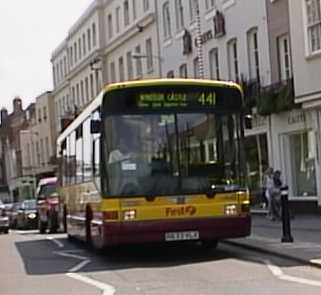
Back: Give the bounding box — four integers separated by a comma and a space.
104, 78, 243, 93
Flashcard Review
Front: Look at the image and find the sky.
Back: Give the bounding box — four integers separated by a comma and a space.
0, 0, 94, 112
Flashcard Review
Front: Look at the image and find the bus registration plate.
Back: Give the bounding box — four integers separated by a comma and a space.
165, 231, 199, 241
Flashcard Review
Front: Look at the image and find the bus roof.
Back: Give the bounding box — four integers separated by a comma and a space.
103, 78, 243, 94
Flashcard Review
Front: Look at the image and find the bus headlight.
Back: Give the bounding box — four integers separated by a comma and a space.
28, 213, 37, 219
224, 204, 237, 216
123, 210, 136, 221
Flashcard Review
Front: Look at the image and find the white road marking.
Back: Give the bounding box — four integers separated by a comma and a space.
262, 259, 321, 288
55, 251, 116, 295
47, 236, 64, 248
69, 260, 90, 272
310, 259, 321, 266
67, 273, 115, 295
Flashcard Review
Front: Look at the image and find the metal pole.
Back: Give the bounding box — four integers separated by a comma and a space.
196, 3, 204, 79
280, 185, 293, 243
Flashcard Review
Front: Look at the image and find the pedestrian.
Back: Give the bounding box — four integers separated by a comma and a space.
263, 167, 274, 218
270, 170, 282, 221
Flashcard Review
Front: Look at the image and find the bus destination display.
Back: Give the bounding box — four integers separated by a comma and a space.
137, 92, 217, 109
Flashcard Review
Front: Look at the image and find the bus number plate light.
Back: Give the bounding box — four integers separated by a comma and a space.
224, 204, 237, 216
123, 209, 136, 221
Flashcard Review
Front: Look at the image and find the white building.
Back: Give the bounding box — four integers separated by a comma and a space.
51, 0, 106, 134
287, 0, 321, 207
20, 91, 57, 182
103, 0, 161, 83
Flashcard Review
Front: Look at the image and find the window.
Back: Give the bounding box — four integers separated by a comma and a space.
209, 48, 220, 80
179, 63, 188, 78
163, 2, 172, 39
75, 124, 84, 183
82, 33, 86, 55
80, 80, 85, 105
143, 0, 149, 11
74, 42, 77, 63
305, 0, 321, 53
40, 139, 44, 166
146, 38, 153, 72
118, 57, 125, 82
92, 23, 97, 47
205, 0, 215, 10
193, 57, 200, 78
95, 70, 100, 94
72, 86, 75, 108
127, 51, 133, 80
45, 137, 50, 164
69, 47, 73, 67
116, 7, 121, 33
90, 73, 94, 98
76, 83, 80, 106
175, 0, 184, 31
85, 77, 89, 102
135, 45, 143, 77
63, 57, 67, 77
278, 34, 292, 81
43, 106, 47, 121
133, 0, 137, 20
108, 14, 113, 39
247, 28, 260, 81
288, 131, 317, 196
227, 39, 239, 81
189, 0, 198, 22
78, 38, 82, 59
124, 0, 129, 27
87, 28, 92, 51
38, 109, 42, 123
110, 61, 116, 83
83, 118, 93, 181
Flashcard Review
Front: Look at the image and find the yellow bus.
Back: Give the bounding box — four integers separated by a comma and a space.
57, 79, 251, 249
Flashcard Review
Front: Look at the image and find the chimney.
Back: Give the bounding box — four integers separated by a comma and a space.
13, 97, 23, 113
0, 108, 8, 124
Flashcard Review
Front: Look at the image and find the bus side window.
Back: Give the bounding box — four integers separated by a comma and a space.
92, 109, 101, 191
93, 137, 101, 191
83, 117, 93, 182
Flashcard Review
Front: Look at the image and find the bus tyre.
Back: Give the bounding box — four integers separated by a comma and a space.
202, 240, 218, 250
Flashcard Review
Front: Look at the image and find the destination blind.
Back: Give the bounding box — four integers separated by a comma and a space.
136, 92, 217, 109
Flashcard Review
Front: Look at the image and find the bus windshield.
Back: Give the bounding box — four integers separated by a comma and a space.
103, 111, 243, 197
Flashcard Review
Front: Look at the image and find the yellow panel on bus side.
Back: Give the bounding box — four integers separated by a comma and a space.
110, 193, 240, 222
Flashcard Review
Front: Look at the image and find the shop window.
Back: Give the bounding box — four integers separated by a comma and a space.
289, 131, 317, 196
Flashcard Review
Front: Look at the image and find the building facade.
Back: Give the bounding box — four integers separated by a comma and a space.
51, 0, 106, 134
288, 0, 321, 206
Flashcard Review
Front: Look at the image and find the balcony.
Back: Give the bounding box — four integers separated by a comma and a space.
243, 78, 296, 116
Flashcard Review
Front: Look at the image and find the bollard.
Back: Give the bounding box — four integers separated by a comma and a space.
280, 185, 293, 243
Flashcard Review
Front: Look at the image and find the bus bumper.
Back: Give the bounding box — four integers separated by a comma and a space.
102, 215, 251, 246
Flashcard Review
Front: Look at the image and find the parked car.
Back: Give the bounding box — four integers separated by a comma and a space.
36, 177, 61, 234
0, 204, 9, 234
16, 199, 38, 230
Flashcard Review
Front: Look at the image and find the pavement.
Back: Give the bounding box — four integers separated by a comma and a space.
225, 209, 321, 269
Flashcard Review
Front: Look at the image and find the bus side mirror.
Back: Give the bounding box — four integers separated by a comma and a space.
91, 120, 101, 134
244, 114, 253, 130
